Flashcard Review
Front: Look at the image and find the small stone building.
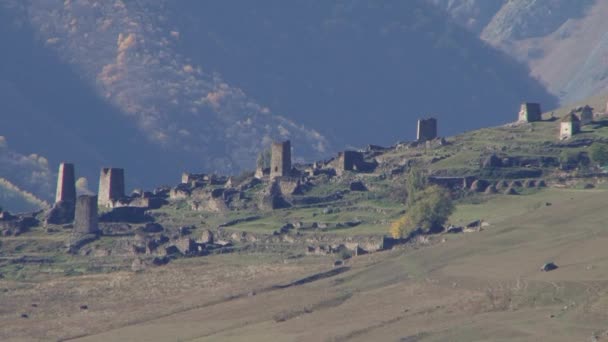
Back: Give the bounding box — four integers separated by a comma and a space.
559, 113, 580, 140
270, 140, 292, 178
518, 103, 542, 122
417, 118, 437, 142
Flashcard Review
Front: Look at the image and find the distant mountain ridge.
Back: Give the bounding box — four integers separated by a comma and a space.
429, 0, 608, 104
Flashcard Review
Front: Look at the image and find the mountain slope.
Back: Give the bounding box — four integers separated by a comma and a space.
430, 0, 608, 104
161, 0, 557, 145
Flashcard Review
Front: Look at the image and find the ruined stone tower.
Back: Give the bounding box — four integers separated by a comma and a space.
55, 163, 76, 204
518, 103, 542, 122
270, 140, 291, 178
98, 168, 125, 207
74, 195, 98, 234
416, 118, 437, 142
559, 113, 580, 140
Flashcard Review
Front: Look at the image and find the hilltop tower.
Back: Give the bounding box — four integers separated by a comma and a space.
416, 118, 437, 142
55, 163, 76, 204
518, 103, 542, 122
98, 168, 125, 207
270, 140, 292, 178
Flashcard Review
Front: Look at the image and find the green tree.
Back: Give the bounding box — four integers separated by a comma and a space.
405, 167, 427, 207
589, 143, 608, 167
407, 185, 454, 233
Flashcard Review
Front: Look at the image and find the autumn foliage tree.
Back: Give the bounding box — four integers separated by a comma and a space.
390, 168, 454, 238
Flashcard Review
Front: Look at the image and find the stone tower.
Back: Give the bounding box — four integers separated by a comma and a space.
518, 103, 542, 122
559, 113, 580, 140
416, 118, 437, 142
98, 168, 125, 207
74, 195, 99, 234
55, 163, 76, 204
270, 140, 291, 178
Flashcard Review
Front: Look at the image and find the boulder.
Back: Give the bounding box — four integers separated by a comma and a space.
541, 262, 558, 272
446, 226, 463, 234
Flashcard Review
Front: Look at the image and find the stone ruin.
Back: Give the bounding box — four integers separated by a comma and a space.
518, 102, 542, 123
74, 195, 99, 235
570, 105, 593, 125
270, 140, 292, 178
417, 117, 437, 142
98, 168, 125, 208
46, 162, 77, 225
332, 150, 377, 175
428, 176, 476, 190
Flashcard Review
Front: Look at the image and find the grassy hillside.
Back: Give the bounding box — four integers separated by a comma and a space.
4, 187, 608, 340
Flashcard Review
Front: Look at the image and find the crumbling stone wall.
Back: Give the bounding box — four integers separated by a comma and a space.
98, 168, 125, 207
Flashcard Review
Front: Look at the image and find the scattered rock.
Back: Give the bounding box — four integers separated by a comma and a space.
20, 313, 28, 319
541, 262, 558, 272
446, 226, 463, 234
80, 305, 88, 310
